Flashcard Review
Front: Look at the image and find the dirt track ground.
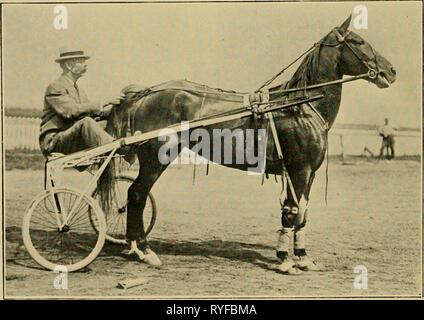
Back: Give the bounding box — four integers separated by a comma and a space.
4, 158, 422, 298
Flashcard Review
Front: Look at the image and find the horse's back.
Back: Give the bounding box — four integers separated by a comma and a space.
131, 79, 245, 131
150, 79, 241, 97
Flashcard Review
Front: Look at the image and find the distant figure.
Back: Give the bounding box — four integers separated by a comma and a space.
378, 118, 396, 160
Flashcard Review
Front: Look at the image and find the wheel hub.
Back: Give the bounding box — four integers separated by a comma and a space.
58, 225, 70, 233
118, 206, 126, 213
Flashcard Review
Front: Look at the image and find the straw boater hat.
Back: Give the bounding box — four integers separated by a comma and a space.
55, 47, 90, 63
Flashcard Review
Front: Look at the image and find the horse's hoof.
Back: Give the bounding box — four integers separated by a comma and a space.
126, 247, 146, 260
142, 248, 162, 268
295, 256, 321, 271
278, 259, 303, 275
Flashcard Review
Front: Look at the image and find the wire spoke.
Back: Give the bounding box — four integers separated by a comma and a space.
68, 208, 91, 229
70, 222, 97, 233
30, 220, 57, 230
70, 216, 93, 228
31, 212, 58, 227
35, 202, 57, 222
107, 214, 122, 236
70, 216, 97, 230
67, 233, 94, 253
118, 214, 126, 238
119, 213, 126, 236
33, 206, 58, 224
67, 201, 91, 226
62, 237, 74, 265
42, 230, 54, 251
45, 196, 55, 212
114, 182, 129, 208
41, 233, 63, 264
112, 217, 122, 236
66, 193, 74, 216
67, 201, 90, 226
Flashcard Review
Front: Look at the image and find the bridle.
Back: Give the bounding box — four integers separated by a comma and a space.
320, 28, 378, 80
256, 26, 379, 92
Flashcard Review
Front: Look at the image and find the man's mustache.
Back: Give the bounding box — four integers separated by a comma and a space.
72, 65, 87, 74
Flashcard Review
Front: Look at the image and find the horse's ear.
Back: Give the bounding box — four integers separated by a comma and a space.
339, 15, 352, 33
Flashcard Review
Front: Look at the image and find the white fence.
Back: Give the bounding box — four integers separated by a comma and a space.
4, 117, 41, 150
3, 116, 421, 156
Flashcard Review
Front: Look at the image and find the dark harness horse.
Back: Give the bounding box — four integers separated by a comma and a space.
107, 16, 396, 273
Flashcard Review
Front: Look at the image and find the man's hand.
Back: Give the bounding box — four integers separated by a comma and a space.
104, 93, 126, 106
99, 104, 114, 118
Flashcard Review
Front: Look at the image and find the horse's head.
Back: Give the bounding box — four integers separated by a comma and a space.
321, 15, 396, 88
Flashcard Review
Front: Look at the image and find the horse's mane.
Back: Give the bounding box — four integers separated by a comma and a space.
287, 46, 322, 89
271, 45, 322, 98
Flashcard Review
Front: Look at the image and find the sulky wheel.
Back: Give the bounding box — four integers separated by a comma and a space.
92, 174, 157, 245
22, 188, 106, 272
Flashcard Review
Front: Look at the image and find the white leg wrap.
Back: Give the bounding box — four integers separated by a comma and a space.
276, 227, 293, 252
294, 227, 306, 250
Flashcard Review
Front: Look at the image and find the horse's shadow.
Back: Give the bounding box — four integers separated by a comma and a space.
6, 226, 280, 272
106, 238, 280, 271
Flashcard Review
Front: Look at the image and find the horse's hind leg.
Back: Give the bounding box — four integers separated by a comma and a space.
126, 143, 170, 267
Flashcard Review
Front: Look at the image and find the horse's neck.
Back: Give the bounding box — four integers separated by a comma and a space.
317, 85, 342, 128
307, 55, 343, 128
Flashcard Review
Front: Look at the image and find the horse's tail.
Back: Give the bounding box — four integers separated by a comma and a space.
97, 156, 131, 215
97, 157, 116, 215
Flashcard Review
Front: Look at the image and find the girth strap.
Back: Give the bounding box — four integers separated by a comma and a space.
265, 107, 299, 206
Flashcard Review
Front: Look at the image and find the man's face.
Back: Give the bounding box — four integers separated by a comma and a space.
66, 58, 88, 76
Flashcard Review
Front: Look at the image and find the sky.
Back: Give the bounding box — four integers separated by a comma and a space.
2, 1, 422, 128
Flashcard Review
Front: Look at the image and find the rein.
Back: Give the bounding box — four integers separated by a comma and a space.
256, 27, 378, 94
267, 72, 371, 96
119, 27, 378, 112
115, 27, 378, 116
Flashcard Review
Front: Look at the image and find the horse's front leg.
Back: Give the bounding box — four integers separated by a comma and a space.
276, 168, 320, 273
292, 171, 322, 271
